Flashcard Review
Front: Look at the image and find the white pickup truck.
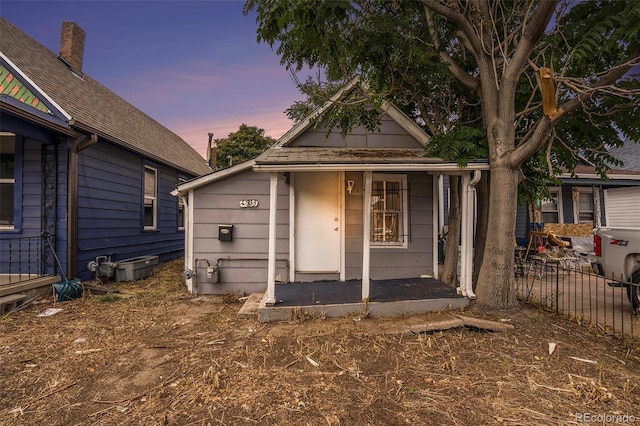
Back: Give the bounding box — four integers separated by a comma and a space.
594, 227, 640, 312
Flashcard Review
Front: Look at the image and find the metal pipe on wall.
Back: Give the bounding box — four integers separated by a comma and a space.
67, 133, 97, 278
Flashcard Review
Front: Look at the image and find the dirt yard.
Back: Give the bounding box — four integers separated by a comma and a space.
1, 259, 639, 425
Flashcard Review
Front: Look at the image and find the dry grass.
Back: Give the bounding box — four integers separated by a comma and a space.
1, 258, 639, 425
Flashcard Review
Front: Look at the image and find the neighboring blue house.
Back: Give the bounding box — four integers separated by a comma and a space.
0, 19, 210, 292
515, 143, 640, 244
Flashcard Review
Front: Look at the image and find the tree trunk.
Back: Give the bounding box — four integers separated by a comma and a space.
440, 175, 460, 286
473, 165, 520, 310
472, 171, 490, 291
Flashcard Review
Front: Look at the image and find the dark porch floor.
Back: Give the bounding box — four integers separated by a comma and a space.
273, 277, 462, 307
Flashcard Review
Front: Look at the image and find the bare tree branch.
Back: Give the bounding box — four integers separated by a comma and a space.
501, 1, 559, 112
416, 97, 439, 135
476, 0, 495, 57
505, 0, 558, 81
556, 51, 640, 119
511, 50, 640, 166
423, 6, 480, 91
420, 0, 484, 56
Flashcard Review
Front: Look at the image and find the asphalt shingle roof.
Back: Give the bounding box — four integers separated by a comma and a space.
0, 18, 210, 176
608, 142, 640, 172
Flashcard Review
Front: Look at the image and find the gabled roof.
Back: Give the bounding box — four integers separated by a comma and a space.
273, 77, 430, 149
0, 18, 210, 176
255, 78, 488, 171
175, 80, 488, 195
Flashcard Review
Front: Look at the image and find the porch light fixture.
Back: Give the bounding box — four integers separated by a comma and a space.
346, 180, 355, 194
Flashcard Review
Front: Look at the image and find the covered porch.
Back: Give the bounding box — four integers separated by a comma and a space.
256, 152, 489, 308
0, 234, 61, 308
255, 276, 469, 322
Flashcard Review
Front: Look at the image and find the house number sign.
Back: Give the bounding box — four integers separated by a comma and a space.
239, 199, 259, 208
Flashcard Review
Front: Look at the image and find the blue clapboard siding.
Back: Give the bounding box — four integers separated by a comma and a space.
560, 186, 574, 223
53, 142, 69, 273
0, 138, 67, 276
21, 139, 44, 241
74, 140, 189, 280
515, 202, 529, 244
0, 136, 38, 276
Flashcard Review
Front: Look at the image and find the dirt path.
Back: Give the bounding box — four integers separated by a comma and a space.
1, 259, 639, 425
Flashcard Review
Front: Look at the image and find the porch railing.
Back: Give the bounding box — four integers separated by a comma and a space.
515, 254, 640, 339
0, 234, 55, 286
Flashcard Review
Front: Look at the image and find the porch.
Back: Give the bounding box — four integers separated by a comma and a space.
0, 234, 60, 308
254, 277, 469, 322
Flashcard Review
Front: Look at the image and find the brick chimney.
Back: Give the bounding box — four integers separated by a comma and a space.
59, 22, 86, 72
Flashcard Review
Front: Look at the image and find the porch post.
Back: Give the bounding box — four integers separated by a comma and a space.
362, 171, 372, 301
185, 191, 194, 293
288, 173, 296, 283
266, 172, 278, 305
432, 174, 440, 279
459, 172, 477, 299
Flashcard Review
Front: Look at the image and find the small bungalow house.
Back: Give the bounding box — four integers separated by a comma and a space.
0, 19, 210, 295
174, 81, 489, 317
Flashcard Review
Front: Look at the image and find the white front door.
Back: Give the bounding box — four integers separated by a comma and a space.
295, 172, 341, 273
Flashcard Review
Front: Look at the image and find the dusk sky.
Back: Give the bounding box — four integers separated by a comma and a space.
1, 0, 308, 157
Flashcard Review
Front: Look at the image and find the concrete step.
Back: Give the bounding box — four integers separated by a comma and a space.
237, 293, 263, 319
0, 293, 27, 314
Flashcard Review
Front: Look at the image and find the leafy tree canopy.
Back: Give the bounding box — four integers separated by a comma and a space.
246, 0, 640, 200
214, 124, 276, 169
245, 0, 640, 309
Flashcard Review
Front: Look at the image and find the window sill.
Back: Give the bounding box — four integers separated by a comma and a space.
370, 244, 407, 249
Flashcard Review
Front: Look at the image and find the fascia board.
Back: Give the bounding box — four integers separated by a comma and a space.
174, 160, 256, 194
252, 163, 489, 173
274, 77, 361, 148
380, 101, 430, 147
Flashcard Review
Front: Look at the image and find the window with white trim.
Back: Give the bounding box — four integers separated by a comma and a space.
370, 174, 408, 247
177, 177, 186, 230
573, 187, 596, 224
144, 166, 157, 230
0, 133, 15, 229
540, 188, 563, 223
